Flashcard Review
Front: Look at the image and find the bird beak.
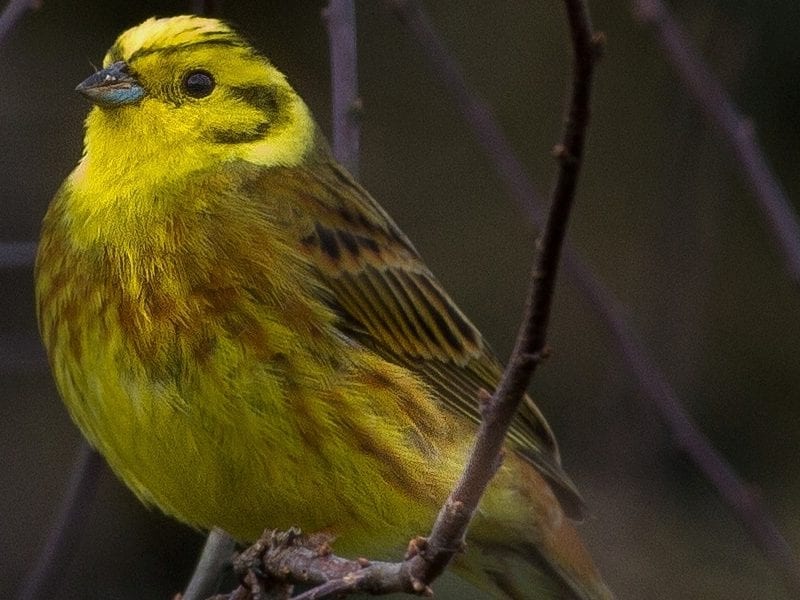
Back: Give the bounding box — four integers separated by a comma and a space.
76, 61, 144, 107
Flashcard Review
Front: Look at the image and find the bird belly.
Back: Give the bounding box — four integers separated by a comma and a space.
43, 278, 462, 556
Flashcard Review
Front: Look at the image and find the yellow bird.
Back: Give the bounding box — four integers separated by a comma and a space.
35, 16, 612, 599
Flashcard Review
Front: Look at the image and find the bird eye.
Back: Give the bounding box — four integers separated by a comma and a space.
183, 70, 215, 98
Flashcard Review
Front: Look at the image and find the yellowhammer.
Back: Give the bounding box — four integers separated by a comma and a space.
35, 15, 612, 599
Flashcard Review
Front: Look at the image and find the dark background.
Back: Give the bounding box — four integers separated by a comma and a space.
2, 1, 799, 598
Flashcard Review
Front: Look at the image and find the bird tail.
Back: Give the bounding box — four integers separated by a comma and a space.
454, 535, 614, 600
455, 456, 614, 599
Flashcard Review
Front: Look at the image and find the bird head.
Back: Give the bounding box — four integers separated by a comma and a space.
76, 15, 316, 178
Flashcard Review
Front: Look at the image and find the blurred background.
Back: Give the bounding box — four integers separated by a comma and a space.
2, 1, 799, 598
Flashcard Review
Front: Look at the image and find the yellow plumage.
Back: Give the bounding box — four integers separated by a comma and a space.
35, 16, 612, 599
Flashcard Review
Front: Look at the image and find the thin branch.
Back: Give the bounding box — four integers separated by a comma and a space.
0, 241, 36, 270
190, 0, 221, 16
0, 0, 39, 48
387, 0, 800, 595
322, 0, 361, 177
215, 1, 599, 597
227, 529, 430, 599
182, 529, 238, 600
16, 441, 103, 600
632, 0, 800, 283
567, 252, 800, 597
386, 0, 545, 222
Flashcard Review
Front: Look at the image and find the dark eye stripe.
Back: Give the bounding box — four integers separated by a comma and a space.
230, 85, 279, 112
209, 122, 269, 144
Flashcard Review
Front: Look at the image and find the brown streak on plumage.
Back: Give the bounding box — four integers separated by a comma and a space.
233, 157, 586, 518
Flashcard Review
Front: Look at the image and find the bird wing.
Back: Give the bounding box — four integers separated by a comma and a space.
254, 152, 584, 518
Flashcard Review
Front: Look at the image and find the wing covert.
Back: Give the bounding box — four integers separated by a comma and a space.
249, 150, 585, 518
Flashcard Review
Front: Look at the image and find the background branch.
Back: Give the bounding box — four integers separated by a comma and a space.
1, 0, 40, 273
322, 0, 361, 178
570, 254, 800, 596
0, 0, 39, 48
632, 0, 800, 284
16, 442, 103, 600
385, 0, 545, 221
190, 0, 222, 17
183, 529, 238, 600
3, 6, 107, 600
0, 241, 36, 270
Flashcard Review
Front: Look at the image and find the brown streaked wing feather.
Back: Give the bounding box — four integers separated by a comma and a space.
253, 151, 585, 518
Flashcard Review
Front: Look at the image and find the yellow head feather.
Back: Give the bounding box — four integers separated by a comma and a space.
71, 15, 316, 223
107, 15, 241, 62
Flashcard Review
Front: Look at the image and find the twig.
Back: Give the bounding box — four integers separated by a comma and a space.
229, 529, 428, 599
16, 441, 103, 600
386, 0, 545, 222
567, 251, 800, 596
0, 0, 40, 48
632, 0, 800, 283
222, 1, 599, 597
183, 529, 238, 600
190, 0, 221, 16
322, 0, 361, 177
0, 241, 36, 270
388, 0, 800, 595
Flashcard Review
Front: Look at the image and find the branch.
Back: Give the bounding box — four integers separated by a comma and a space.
386, 0, 545, 222
0, 0, 39, 48
182, 529, 238, 600
16, 442, 103, 600
190, 0, 222, 16
227, 529, 432, 599
568, 253, 800, 596
0, 241, 36, 270
632, 0, 800, 284
213, 0, 599, 596
388, 0, 800, 595
322, 0, 361, 177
